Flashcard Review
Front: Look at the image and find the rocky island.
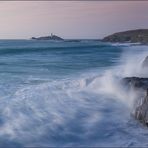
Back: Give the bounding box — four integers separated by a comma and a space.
102, 29, 148, 43
31, 33, 64, 41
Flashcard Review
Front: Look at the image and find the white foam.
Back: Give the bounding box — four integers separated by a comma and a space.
0, 45, 148, 146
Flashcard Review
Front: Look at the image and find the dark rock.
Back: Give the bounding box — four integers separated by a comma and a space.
142, 56, 148, 67
31, 37, 36, 40
122, 77, 148, 90
121, 56, 148, 126
135, 89, 148, 125
122, 77, 148, 126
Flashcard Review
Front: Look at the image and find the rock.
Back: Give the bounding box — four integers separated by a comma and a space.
121, 54, 148, 126
142, 56, 148, 67
135, 89, 148, 125
122, 77, 148, 90
122, 77, 148, 126
121, 55, 148, 126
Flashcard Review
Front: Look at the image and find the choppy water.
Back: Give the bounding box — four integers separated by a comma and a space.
0, 40, 148, 147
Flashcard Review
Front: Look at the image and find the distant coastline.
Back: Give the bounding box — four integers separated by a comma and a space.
101, 29, 148, 44
30, 34, 101, 42
30, 29, 148, 44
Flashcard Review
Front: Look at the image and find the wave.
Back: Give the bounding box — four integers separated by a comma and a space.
0, 70, 141, 146
0, 44, 148, 146
0, 44, 111, 55
110, 42, 142, 47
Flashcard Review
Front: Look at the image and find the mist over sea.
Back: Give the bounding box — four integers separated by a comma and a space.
0, 40, 148, 147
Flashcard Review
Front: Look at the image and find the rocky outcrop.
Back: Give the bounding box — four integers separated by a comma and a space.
122, 77, 148, 90
135, 89, 148, 126
142, 56, 148, 68
122, 56, 148, 126
122, 77, 148, 125
102, 29, 148, 43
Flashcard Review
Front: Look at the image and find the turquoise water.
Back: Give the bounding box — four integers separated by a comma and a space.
0, 40, 148, 147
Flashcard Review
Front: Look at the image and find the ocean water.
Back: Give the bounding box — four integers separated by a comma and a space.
0, 40, 148, 147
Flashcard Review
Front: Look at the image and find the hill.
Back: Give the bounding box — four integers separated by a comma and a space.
102, 29, 148, 43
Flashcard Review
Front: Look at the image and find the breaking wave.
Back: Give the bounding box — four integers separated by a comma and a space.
0, 41, 148, 147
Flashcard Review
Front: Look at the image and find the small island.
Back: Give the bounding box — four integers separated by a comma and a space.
102, 29, 148, 43
31, 33, 64, 41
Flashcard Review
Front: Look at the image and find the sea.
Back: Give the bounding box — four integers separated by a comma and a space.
0, 39, 148, 147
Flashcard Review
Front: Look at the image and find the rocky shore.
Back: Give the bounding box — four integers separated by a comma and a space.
122, 56, 148, 126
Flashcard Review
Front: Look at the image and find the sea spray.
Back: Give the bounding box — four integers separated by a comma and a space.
119, 45, 148, 77
3, 48, 147, 144
86, 47, 148, 112
0, 40, 147, 146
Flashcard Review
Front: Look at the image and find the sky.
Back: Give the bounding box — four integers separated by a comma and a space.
0, 1, 148, 39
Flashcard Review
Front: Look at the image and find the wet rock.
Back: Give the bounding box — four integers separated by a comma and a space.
122, 77, 148, 90
122, 68, 148, 125
121, 56, 148, 126
142, 56, 148, 68
135, 89, 148, 125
